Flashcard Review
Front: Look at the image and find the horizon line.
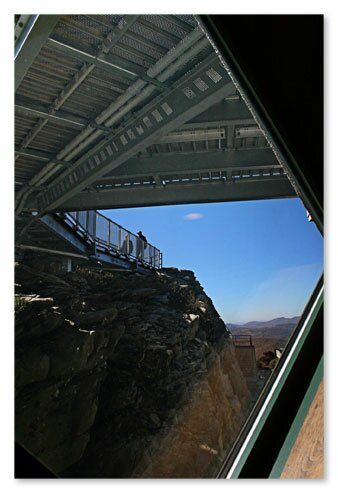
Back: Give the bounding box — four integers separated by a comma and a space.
224, 315, 301, 325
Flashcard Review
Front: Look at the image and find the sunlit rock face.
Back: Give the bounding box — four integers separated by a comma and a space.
15, 262, 250, 478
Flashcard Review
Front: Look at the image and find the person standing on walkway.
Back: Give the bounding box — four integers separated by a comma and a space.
121, 234, 133, 255
136, 230, 147, 260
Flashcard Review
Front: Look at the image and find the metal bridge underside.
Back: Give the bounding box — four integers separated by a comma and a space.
15, 14, 297, 217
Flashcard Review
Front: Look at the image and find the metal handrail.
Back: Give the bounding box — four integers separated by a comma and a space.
232, 335, 253, 347
62, 210, 162, 269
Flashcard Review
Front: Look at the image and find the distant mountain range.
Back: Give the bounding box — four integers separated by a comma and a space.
227, 316, 300, 330
227, 316, 301, 359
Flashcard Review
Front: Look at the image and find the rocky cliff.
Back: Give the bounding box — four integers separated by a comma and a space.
15, 262, 250, 478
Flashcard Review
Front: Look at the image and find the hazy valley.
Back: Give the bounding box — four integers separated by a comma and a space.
228, 317, 300, 360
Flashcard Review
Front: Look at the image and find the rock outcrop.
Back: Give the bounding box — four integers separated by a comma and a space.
15, 262, 251, 478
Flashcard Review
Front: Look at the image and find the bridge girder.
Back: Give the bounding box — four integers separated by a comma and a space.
96, 147, 279, 181
15, 15, 297, 218
30, 176, 296, 212
15, 15, 61, 91
36, 55, 237, 212
15, 99, 255, 134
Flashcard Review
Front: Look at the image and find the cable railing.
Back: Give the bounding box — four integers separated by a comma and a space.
61, 210, 162, 269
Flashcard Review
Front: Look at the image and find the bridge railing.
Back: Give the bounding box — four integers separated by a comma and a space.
232, 334, 253, 347
63, 210, 162, 269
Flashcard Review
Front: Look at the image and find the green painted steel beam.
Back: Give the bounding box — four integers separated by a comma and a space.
15, 99, 255, 133
185, 98, 254, 127
15, 15, 61, 91
15, 146, 73, 167
46, 38, 168, 91
38, 214, 92, 255
15, 102, 87, 130
97, 147, 279, 181
29, 176, 295, 212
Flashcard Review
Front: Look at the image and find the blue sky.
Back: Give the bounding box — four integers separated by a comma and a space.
101, 198, 323, 324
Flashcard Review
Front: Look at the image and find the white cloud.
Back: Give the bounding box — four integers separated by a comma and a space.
184, 213, 204, 220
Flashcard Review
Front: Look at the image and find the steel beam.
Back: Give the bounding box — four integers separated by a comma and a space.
38, 214, 92, 254
15, 146, 72, 167
37, 55, 236, 212
97, 147, 279, 180
17, 244, 89, 259
91, 250, 137, 270
16, 17, 141, 158
15, 103, 147, 138
34, 176, 296, 212
227, 125, 235, 148
100, 15, 139, 54
15, 15, 37, 52
18, 239, 139, 271
153, 175, 164, 187
184, 99, 254, 128
46, 38, 136, 79
15, 101, 87, 130
46, 38, 168, 91
15, 99, 255, 134
17, 63, 95, 152
159, 128, 227, 143
137, 17, 181, 44
15, 15, 61, 91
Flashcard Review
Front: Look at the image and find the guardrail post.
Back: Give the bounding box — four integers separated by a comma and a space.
84, 211, 87, 231
92, 212, 97, 255
118, 227, 122, 251
85, 211, 89, 239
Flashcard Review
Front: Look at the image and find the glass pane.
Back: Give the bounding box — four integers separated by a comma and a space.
96, 199, 323, 479
14, 14, 323, 479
